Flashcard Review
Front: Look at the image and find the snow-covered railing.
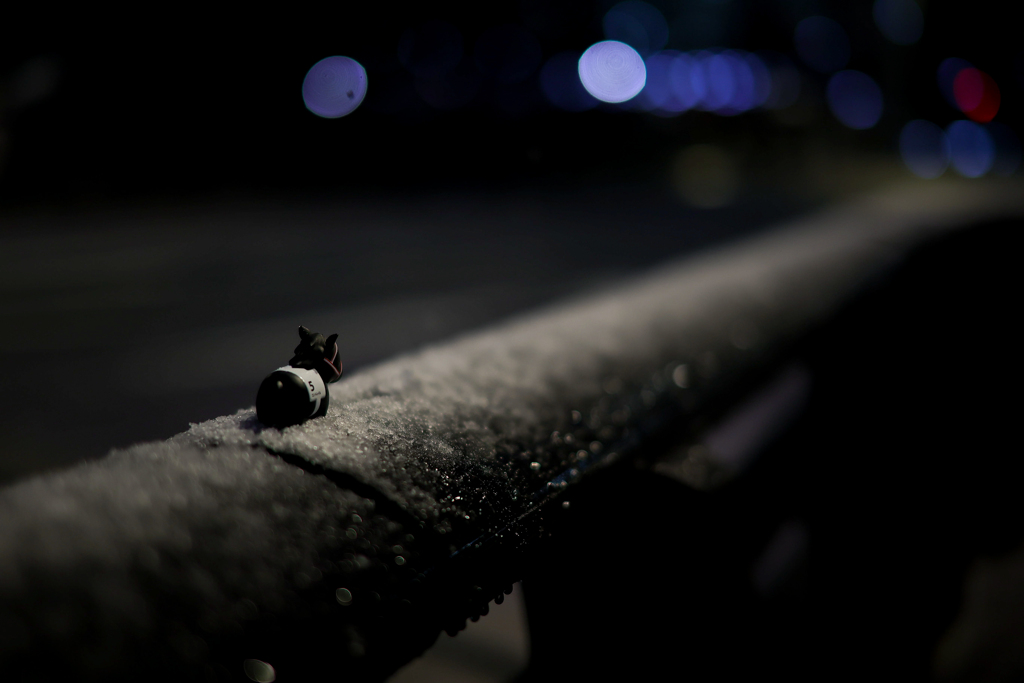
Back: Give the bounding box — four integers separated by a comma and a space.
0, 183, 1017, 682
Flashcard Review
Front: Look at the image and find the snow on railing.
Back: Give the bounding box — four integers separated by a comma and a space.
0, 183, 1018, 682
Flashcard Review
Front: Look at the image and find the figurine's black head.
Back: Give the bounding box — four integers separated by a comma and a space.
255, 326, 341, 428
289, 326, 342, 384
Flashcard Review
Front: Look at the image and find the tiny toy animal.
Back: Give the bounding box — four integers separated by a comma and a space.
256, 326, 342, 427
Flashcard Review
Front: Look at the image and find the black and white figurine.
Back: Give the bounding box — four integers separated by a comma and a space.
256, 326, 343, 428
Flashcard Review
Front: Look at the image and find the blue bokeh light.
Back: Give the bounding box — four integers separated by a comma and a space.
540, 51, 598, 111
794, 16, 850, 74
635, 51, 686, 115
684, 51, 711, 109
937, 58, 972, 109
721, 51, 759, 114
899, 120, 949, 178
826, 70, 883, 129
578, 40, 646, 103
302, 56, 368, 119
603, 1, 669, 57
873, 0, 924, 46
702, 52, 736, 111
669, 52, 704, 111
635, 50, 772, 116
946, 120, 995, 177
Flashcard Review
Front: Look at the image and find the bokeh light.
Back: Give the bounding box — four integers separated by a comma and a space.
700, 52, 736, 111
475, 25, 542, 84
987, 122, 1022, 176
946, 120, 995, 177
635, 49, 772, 116
302, 56, 368, 119
952, 68, 1000, 123
899, 120, 949, 178
826, 70, 883, 129
602, 1, 669, 57
873, 0, 924, 46
578, 41, 646, 103
668, 52, 704, 111
937, 58, 972, 109
635, 51, 687, 115
794, 16, 850, 74
540, 51, 598, 111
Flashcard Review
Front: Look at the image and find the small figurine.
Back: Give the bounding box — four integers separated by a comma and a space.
256, 326, 343, 427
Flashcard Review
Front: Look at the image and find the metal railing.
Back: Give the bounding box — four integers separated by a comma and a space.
0, 182, 1018, 682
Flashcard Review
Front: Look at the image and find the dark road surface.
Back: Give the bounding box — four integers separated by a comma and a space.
0, 185, 805, 484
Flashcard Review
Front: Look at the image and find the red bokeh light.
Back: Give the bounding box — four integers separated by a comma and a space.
953, 68, 1000, 123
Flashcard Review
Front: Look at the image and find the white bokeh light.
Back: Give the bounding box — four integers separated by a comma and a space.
578, 40, 646, 103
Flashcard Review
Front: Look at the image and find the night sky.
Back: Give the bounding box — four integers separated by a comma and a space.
0, 0, 1019, 205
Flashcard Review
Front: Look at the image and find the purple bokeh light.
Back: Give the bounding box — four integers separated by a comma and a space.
635, 49, 772, 116
669, 52, 704, 111
719, 51, 758, 114
701, 52, 736, 111
826, 70, 883, 129
946, 120, 995, 177
302, 56, 368, 119
635, 50, 686, 114
578, 40, 646, 103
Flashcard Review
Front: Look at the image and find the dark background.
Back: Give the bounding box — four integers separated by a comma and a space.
1, 5, 1022, 679
0, 0, 1019, 527
1, 0, 1019, 203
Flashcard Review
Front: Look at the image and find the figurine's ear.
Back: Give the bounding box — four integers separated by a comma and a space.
298, 325, 312, 339
325, 333, 338, 349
